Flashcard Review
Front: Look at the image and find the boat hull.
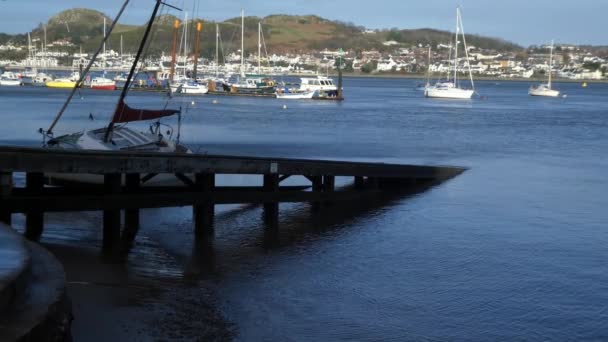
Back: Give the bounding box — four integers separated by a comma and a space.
275, 90, 316, 99
91, 84, 117, 90
425, 87, 474, 99
46, 81, 77, 89
0, 79, 23, 86
529, 88, 560, 97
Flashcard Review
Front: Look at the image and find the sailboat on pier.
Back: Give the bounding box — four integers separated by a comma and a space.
44, 0, 190, 157
425, 7, 476, 99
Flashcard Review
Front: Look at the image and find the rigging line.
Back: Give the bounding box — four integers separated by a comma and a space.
104, 0, 166, 141
47, 0, 131, 135
127, 4, 166, 94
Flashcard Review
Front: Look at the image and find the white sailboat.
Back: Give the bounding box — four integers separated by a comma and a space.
91, 18, 117, 90
425, 7, 475, 100
43, 0, 191, 186
226, 10, 276, 95
529, 40, 560, 97
169, 12, 208, 95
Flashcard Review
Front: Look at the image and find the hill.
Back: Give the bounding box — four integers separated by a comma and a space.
0, 8, 523, 57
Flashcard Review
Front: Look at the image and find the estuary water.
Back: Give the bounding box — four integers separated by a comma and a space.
1, 77, 607, 341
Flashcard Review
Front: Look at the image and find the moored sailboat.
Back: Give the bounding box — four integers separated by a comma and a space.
529, 40, 560, 97
425, 7, 476, 100
90, 18, 117, 90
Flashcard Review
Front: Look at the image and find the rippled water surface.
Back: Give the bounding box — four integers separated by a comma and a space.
1, 77, 607, 340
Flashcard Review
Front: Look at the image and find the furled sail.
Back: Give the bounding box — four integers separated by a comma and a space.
111, 99, 180, 123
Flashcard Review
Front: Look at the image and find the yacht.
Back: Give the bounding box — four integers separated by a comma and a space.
529, 41, 560, 97
425, 7, 476, 100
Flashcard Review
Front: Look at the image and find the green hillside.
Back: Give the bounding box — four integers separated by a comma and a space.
0, 8, 523, 58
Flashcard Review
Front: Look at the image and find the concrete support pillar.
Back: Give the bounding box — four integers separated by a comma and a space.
25, 172, 44, 241
102, 173, 121, 252
0, 171, 13, 225
193, 173, 215, 239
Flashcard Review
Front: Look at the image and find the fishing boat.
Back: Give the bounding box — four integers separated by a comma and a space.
43, 0, 191, 186
529, 40, 560, 97
90, 18, 117, 91
299, 76, 339, 97
275, 88, 316, 99
0, 72, 23, 86
425, 7, 476, 99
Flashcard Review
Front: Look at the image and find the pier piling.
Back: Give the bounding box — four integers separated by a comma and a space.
0, 171, 12, 225
122, 173, 141, 244
103, 174, 121, 251
25, 172, 44, 241
193, 173, 215, 239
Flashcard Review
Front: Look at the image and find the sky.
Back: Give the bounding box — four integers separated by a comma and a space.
0, 0, 605, 47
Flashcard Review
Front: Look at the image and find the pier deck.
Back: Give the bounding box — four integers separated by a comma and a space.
0, 146, 465, 251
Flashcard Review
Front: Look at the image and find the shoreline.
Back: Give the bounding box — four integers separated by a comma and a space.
2, 65, 605, 83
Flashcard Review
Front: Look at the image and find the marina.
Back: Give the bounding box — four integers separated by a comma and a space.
0, 0, 607, 341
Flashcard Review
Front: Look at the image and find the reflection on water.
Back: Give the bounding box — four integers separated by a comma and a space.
2, 78, 608, 340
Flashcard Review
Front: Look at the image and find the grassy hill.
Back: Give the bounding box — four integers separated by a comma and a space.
0, 8, 523, 58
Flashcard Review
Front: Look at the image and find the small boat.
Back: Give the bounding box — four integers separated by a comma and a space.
90, 19, 117, 91
299, 76, 339, 97
425, 7, 476, 100
529, 40, 560, 98
275, 89, 316, 99
46, 78, 78, 89
43, 0, 192, 186
170, 79, 209, 94
33, 73, 53, 87
0, 72, 23, 86
90, 77, 117, 90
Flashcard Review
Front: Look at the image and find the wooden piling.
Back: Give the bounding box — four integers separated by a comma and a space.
25, 172, 44, 241
310, 176, 323, 211
122, 173, 140, 243
102, 174, 121, 251
263, 174, 279, 224
0, 171, 12, 225
354, 176, 365, 189
193, 173, 215, 239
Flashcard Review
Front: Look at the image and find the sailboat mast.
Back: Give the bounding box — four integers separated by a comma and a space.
215, 24, 219, 78
258, 22, 261, 75
120, 34, 123, 67
103, 17, 107, 75
170, 19, 179, 82
453, 7, 459, 87
548, 40, 554, 88
184, 12, 188, 77
458, 8, 475, 91
241, 9, 245, 77
47, 0, 130, 136
426, 46, 431, 86
193, 21, 202, 80
104, 0, 165, 142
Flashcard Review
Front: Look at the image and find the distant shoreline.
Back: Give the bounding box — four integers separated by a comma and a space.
335, 72, 607, 83
2, 65, 605, 83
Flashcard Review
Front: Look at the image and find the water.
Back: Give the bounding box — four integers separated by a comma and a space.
1, 78, 607, 340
